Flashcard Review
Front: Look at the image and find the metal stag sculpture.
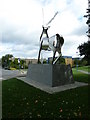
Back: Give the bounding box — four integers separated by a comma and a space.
38, 12, 64, 64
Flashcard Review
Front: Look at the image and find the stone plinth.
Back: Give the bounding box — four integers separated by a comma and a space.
26, 64, 74, 87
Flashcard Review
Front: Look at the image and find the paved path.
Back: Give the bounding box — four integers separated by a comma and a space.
78, 70, 90, 75
0, 67, 27, 81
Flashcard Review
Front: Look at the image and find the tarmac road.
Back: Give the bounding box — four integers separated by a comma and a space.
0, 66, 27, 80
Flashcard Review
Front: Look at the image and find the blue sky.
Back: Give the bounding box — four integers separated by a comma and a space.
0, 0, 88, 59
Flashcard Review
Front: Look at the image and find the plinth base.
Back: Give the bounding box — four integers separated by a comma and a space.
26, 64, 74, 87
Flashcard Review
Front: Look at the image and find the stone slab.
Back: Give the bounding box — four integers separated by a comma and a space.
26, 64, 74, 87
17, 77, 88, 94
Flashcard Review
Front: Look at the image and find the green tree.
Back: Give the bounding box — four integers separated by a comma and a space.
2, 54, 13, 68
73, 58, 88, 67
20, 59, 26, 69
12, 58, 18, 68
2, 54, 26, 69
57, 57, 65, 64
78, 41, 90, 65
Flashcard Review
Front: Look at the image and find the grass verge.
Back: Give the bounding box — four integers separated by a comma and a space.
2, 77, 89, 119
77, 66, 90, 72
72, 68, 89, 83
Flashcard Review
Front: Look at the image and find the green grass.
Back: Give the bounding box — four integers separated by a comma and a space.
72, 68, 89, 83
77, 66, 90, 72
2, 77, 89, 119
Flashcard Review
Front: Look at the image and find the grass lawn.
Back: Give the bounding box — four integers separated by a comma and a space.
72, 68, 89, 83
77, 66, 90, 72
2, 68, 89, 119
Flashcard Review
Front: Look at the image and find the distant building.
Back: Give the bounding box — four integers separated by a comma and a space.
8, 57, 38, 66
62, 56, 74, 67
25, 59, 38, 66
48, 56, 74, 67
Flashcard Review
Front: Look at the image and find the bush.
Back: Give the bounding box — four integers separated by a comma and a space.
56, 57, 65, 64
74, 58, 88, 67
10, 67, 16, 70
80, 59, 88, 66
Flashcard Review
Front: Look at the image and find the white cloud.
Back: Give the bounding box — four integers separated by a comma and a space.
62, 35, 88, 57
1, 0, 42, 31
0, 0, 88, 59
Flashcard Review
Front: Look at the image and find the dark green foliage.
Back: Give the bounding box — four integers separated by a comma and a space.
55, 57, 65, 64
59, 57, 65, 64
2, 54, 26, 69
78, 41, 90, 65
74, 59, 88, 67
43, 59, 47, 64
2, 54, 13, 68
80, 59, 88, 66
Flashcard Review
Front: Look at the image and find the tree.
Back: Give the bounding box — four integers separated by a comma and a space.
13, 58, 18, 68
56, 57, 65, 64
84, 0, 90, 38
74, 58, 88, 67
2, 54, 26, 69
78, 41, 90, 65
2, 54, 13, 68
20, 59, 26, 69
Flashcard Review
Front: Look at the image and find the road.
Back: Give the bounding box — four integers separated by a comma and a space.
0, 66, 27, 80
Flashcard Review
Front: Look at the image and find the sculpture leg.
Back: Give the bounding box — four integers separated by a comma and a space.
38, 48, 41, 63
52, 51, 56, 64
38, 42, 42, 63
53, 53, 61, 64
58, 52, 62, 64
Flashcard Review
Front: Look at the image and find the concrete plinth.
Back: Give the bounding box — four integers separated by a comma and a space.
26, 64, 74, 87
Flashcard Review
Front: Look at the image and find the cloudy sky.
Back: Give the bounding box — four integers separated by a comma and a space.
0, 0, 88, 59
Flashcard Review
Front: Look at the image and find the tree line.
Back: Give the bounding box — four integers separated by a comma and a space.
2, 54, 27, 69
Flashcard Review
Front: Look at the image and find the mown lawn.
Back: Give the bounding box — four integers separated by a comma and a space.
72, 68, 89, 83
2, 76, 89, 119
77, 66, 90, 72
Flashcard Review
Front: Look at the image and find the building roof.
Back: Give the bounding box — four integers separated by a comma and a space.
62, 56, 72, 58
72, 57, 81, 60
